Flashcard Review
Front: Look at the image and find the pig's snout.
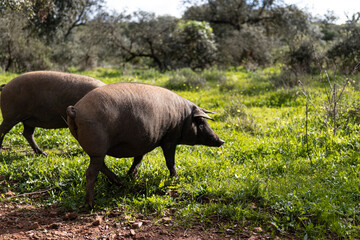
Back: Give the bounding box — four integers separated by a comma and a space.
216, 139, 225, 147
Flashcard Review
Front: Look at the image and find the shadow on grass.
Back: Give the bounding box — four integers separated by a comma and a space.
0, 147, 44, 164
80, 172, 178, 209
0, 147, 178, 213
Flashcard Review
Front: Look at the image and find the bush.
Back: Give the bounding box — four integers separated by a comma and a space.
201, 67, 227, 83
270, 69, 299, 88
327, 16, 360, 73
224, 99, 257, 133
285, 41, 316, 74
165, 68, 206, 91
257, 88, 302, 107
218, 75, 239, 92
218, 26, 272, 67
0, 12, 52, 72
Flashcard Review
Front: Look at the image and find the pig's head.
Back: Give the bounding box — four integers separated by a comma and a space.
180, 107, 225, 147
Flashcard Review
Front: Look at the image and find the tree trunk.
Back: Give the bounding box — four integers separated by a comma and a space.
5, 40, 13, 72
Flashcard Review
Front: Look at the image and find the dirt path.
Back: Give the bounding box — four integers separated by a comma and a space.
0, 201, 266, 239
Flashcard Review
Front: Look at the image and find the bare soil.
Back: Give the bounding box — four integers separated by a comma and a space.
0, 200, 273, 240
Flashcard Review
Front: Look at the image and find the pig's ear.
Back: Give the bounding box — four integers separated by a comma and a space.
193, 108, 214, 121
201, 108, 216, 114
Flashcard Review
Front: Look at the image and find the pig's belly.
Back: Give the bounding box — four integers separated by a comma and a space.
23, 115, 68, 129
106, 142, 158, 158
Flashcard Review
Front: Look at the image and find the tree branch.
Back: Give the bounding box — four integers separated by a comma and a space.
64, 4, 87, 39
3, 187, 58, 200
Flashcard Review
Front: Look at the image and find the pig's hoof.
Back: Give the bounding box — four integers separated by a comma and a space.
85, 198, 95, 209
127, 170, 138, 179
41, 152, 48, 156
106, 176, 122, 186
34, 149, 48, 156
113, 179, 122, 186
169, 171, 178, 177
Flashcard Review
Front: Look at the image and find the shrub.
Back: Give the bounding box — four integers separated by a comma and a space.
201, 67, 227, 83
252, 88, 303, 107
218, 25, 272, 67
327, 16, 360, 73
285, 41, 315, 74
224, 99, 257, 133
218, 75, 239, 92
165, 68, 206, 91
270, 69, 300, 88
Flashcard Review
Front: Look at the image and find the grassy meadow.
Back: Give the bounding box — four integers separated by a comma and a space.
1, 66, 360, 238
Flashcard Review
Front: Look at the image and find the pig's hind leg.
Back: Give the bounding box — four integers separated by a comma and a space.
100, 161, 122, 186
128, 155, 144, 178
0, 119, 19, 152
85, 156, 102, 208
85, 155, 122, 208
22, 124, 47, 156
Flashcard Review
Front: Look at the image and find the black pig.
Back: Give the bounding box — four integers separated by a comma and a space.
0, 71, 105, 155
66, 82, 224, 208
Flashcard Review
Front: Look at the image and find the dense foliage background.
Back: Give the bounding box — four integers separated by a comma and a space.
1, 0, 360, 74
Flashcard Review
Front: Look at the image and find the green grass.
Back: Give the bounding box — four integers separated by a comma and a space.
1, 66, 360, 238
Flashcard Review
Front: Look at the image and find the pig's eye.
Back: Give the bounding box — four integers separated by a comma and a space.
195, 116, 205, 124
195, 117, 206, 131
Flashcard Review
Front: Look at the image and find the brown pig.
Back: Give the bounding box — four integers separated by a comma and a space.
66, 82, 224, 208
0, 71, 105, 155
